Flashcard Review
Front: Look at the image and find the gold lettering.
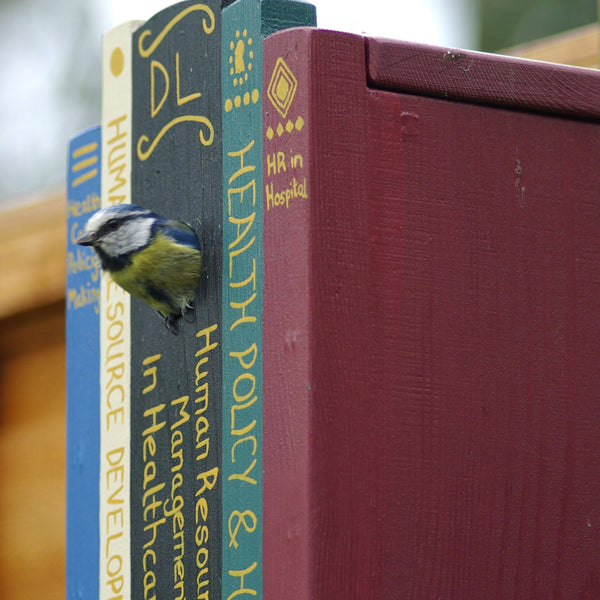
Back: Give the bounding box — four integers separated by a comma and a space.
196, 323, 219, 355
228, 209, 255, 250
171, 395, 190, 430
233, 372, 255, 403
230, 343, 257, 370
226, 562, 258, 600
106, 447, 125, 467
195, 384, 208, 412
196, 467, 219, 494
230, 258, 256, 290
230, 435, 257, 485
195, 416, 209, 461
143, 516, 166, 549
227, 140, 256, 185
142, 403, 166, 436
106, 115, 129, 202
143, 433, 156, 462
171, 430, 184, 473
142, 354, 161, 394
150, 60, 169, 118
266, 151, 277, 176
143, 569, 157, 599
176, 51, 202, 105
264, 176, 308, 211
195, 496, 208, 524
143, 460, 157, 491
230, 292, 257, 331
227, 510, 257, 549
231, 397, 257, 437
108, 141, 126, 171
143, 548, 156, 571
107, 114, 127, 145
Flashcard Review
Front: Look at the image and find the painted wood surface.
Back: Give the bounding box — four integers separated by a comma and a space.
99, 21, 138, 600
367, 36, 600, 121
221, 1, 315, 596
130, 3, 223, 599
65, 126, 101, 600
264, 27, 600, 598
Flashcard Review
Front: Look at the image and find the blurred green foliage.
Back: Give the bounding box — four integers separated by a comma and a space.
479, 0, 597, 51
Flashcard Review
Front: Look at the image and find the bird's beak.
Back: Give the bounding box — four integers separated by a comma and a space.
76, 231, 95, 246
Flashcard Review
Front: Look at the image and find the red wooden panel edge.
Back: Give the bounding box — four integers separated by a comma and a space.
366, 36, 600, 121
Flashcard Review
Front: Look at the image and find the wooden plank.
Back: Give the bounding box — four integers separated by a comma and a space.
220, 2, 316, 596
98, 20, 137, 600
130, 4, 223, 599
65, 127, 101, 600
367, 36, 600, 121
263, 27, 600, 598
502, 23, 599, 68
0, 301, 66, 600
0, 189, 65, 319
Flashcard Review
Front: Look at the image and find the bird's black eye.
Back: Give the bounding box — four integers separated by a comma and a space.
107, 218, 119, 230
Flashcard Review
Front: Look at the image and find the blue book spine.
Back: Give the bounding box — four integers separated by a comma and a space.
66, 126, 102, 600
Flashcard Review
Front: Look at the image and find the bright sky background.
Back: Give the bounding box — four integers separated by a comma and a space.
0, 0, 478, 201
107, 0, 478, 48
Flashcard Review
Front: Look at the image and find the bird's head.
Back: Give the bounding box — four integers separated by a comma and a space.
76, 204, 156, 270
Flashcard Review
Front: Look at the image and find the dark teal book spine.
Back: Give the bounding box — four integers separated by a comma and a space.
131, 2, 223, 599
221, 1, 315, 596
66, 126, 101, 600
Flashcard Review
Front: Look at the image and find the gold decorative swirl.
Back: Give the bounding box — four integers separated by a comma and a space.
137, 4, 215, 58
137, 116, 214, 161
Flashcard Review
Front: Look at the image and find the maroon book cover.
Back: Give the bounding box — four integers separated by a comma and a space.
263, 27, 600, 598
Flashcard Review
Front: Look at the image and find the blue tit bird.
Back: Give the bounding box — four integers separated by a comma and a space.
76, 204, 202, 334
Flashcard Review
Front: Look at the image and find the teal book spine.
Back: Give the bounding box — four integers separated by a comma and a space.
66, 126, 101, 600
131, 2, 223, 599
221, 1, 316, 596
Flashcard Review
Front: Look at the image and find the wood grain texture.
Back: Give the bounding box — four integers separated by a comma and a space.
0, 190, 66, 319
0, 302, 66, 600
130, 4, 223, 599
367, 36, 600, 121
263, 27, 315, 600
502, 23, 599, 69
264, 27, 600, 598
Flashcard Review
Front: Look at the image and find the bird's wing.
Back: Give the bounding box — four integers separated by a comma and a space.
161, 219, 201, 249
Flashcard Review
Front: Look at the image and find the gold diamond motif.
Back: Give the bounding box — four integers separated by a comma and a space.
285, 120, 294, 133
267, 57, 298, 119
295, 116, 304, 131
266, 126, 274, 140
276, 123, 284, 137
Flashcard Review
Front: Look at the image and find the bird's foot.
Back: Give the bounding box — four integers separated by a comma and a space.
182, 300, 195, 323
163, 314, 180, 335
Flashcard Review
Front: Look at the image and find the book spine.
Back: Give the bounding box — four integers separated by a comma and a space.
221, 1, 315, 597
262, 27, 313, 600
263, 26, 371, 599
131, 2, 222, 599
100, 20, 140, 600
66, 126, 101, 600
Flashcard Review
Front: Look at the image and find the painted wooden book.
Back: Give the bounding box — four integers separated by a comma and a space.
99, 20, 140, 600
263, 27, 600, 598
66, 125, 101, 600
220, 1, 315, 597
130, 2, 223, 599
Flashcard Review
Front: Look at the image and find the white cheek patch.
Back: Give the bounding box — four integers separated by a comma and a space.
101, 217, 154, 255
85, 210, 107, 233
